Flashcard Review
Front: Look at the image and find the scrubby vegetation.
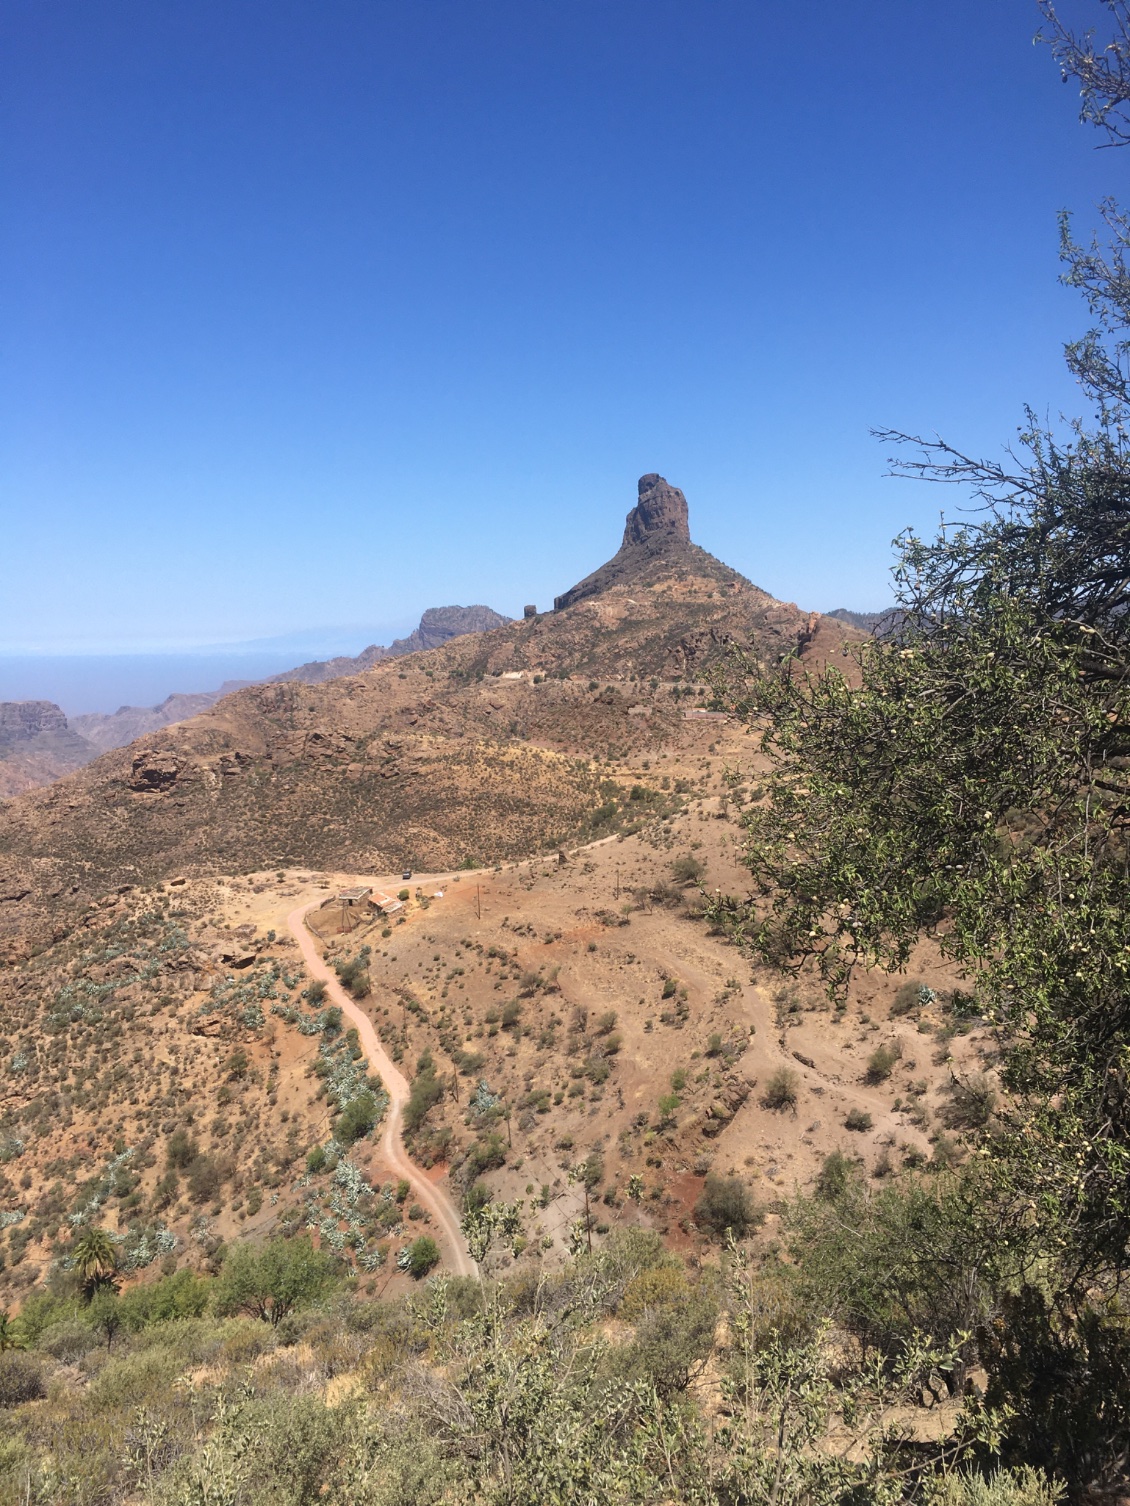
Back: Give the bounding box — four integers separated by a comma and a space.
705, 7, 1130, 1496
0, 1223, 1068, 1505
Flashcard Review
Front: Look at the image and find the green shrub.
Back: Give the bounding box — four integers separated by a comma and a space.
15, 1290, 80, 1347
891, 981, 925, 1017
945, 1074, 998, 1129
865, 1042, 902, 1084
0, 1352, 45, 1407
672, 854, 705, 884
38, 1317, 100, 1363
928, 1468, 1063, 1506
118, 1269, 210, 1330
406, 1236, 439, 1279
611, 1278, 719, 1398
694, 1173, 762, 1240
166, 1128, 199, 1168
336, 1090, 379, 1146
761, 1067, 799, 1111
845, 1108, 873, 1132
213, 1236, 339, 1325
463, 1133, 506, 1180
187, 1152, 233, 1204
815, 1150, 858, 1201
404, 1068, 443, 1135
334, 958, 370, 999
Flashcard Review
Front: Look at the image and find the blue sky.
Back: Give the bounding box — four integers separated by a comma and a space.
0, 0, 1116, 654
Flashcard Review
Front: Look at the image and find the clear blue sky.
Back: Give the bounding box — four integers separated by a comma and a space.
0, 0, 1115, 654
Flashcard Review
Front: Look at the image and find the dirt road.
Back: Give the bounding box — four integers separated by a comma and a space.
286, 900, 476, 1280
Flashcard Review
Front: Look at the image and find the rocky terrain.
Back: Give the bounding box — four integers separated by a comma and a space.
271, 604, 512, 684
0, 606, 512, 796
0, 719, 984, 1307
71, 682, 255, 755
0, 478, 862, 956
0, 474, 955, 1313
0, 702, 98, 802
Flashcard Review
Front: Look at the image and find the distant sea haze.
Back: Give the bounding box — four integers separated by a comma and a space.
0, 652, 312, 717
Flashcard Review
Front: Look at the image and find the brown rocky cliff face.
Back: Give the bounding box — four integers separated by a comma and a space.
0, 702, 97, 799
621, 473, 690, 548
0, 702, 70, 744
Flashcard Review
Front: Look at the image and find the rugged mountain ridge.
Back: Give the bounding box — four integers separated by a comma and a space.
0, 702, 98, 801
825, 607, 897, 634
0, 476, 864, 956
271, 605, 511, 685
73, 682, 255, 754
0, 607, 512, 794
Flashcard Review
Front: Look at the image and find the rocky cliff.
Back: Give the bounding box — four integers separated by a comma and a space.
73, 682, 255, 754
0, 701, 97, 799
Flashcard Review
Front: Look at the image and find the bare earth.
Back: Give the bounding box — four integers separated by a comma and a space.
286, 897, 475, 1278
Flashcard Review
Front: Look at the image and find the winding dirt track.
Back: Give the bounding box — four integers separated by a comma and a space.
286, 900, 476, 1279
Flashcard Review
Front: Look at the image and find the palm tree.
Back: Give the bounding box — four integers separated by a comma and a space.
72, 1226, 118, 1297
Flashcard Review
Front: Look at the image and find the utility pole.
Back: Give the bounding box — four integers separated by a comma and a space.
614, 865, 620, 900
476, 884, 481, 920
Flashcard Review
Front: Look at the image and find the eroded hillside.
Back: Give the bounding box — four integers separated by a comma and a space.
0, 713, 993, 1305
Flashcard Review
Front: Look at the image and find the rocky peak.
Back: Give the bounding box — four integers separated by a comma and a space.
554, 473, 748, 611
621, 474, 690, 549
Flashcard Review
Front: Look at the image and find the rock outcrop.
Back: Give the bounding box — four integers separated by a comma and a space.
554, 474, 745, 611
0, 702, 98, 799
0, 701, 71, 745
388, 605, 511, 657
621, 473, 690, 548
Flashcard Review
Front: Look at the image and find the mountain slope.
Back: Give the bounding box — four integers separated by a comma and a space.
72, 682, 255, 754
554, 473, 749, 610
0, 476, 864, 955
270, 605, 511, 685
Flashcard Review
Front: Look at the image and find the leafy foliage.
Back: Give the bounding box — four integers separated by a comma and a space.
212, 1236, 340, 1325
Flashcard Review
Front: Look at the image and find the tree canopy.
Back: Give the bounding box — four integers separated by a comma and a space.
212, 1236, 340, 1326
713, 0, 1130, 1290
